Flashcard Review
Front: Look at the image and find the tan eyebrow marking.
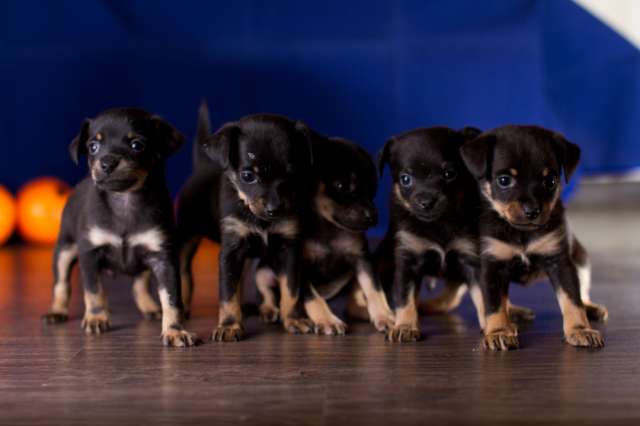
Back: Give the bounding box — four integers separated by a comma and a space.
95, 133, 103, 141
509, 168, 518, 176
543, 168, 550, 177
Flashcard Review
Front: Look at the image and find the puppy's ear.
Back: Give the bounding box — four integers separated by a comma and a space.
377, 138, 395, 178
460, 126, 482, 141
151, 116, 185, 158
202, 122, 240, 169
459, 133, 495, 180
69, 119, 90, 165
294, 120, 314, 167
552, 132, 581, 183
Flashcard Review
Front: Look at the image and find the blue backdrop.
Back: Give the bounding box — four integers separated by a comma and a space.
2, 0, 639, 234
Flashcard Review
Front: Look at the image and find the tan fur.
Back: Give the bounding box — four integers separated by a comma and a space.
49, 245, 78, 314
393, 183, 412, 210
304, 287, 346, 334
482, 229, 565, 264
509, 168, 518, 176
82, 283, 110, 332
314, 183, 337, 224
356, 261, 394, 331
555, 287, 589, 335
394, 291, 419, 329
332, 235, 364, 257
132, 270, 160, 316
303, 240, 329, 261
469, 284, 487, 329
129, 228, 165, 252
95, 132, 103, 141
255, 267, 278, 320
395, 230, 445, 263
481, 182, 520, 222
278, 275, 297, 322
158, 287, 181, 332
217, 291, 243, 326
269, 219, 299, 239
447, 237, 477, 258
421, 282, 468, 314
484, 298, 515, 336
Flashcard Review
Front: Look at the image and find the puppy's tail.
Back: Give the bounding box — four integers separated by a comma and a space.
192, 100, 212, 170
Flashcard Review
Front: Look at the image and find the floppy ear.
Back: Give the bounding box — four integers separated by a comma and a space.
151, 116, 185, 158
202, 122, 240, 169
552, 132, 581, 183
294, 120, 314, 167
459, 133, 495, 180
377, 138, 395, 178
68, 119, 91, 165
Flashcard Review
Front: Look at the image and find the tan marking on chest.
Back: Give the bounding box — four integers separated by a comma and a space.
221, 216, 298, 244
481, 229, 565, 263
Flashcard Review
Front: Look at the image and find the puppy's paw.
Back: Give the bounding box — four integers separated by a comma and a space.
370, 311, 395, 333
565, 328, 604, 349
508, 304, 536, 324
483, 329, 519, 351
283, 318, 314, 335
42, 312, 68, 324
212, 323, 244, 342
386, 324, 420, 343
259, 303, 280, 323
313, 317, 347, 336
585, 303, 609, 323
162, 328, 198, 347
81, 314, 111, 335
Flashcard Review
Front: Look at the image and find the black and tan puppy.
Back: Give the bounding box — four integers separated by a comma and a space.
177, 103, 315, 341
460, 125, 607, 350
376, 127, 487, 342
42, 108, 197, 347
255, 134, 395, 335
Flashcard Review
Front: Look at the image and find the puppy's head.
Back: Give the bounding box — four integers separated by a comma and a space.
379, 127, 479, 222
202, 114, 313, 221
460, 125, 580, 230
69, 108, 184, 192
313, 137, 378, 232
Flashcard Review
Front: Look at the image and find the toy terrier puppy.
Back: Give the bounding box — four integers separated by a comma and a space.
376, 127, 487, 342
460, 125, 607, 350
42, 108, 197, 347
255, 134, 395, 335
176, 103, 315, 341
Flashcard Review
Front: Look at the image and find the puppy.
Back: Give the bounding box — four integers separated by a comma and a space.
42, 108, 196, 347
376, 127, 487, 342
255, 134, 395, 335
176, 103, 315, 341
460, 125, 607, 350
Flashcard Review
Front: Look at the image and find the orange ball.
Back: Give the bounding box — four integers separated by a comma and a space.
16, 177, 71, 245
0, 185, 17, 246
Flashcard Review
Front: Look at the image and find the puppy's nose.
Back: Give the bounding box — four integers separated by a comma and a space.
99, 156, 120, 175
363, 208, 378, 226
264, 203, 281, 218
416, 195, 436, 211
523, 203, 541, 220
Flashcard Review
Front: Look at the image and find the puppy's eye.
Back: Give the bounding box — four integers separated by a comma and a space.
88, 142, 100, 155
334, 181, 351, 194
443, 169, 457, 181
496, 175, 515, 189
399, 174, 413, 188
543, 175, 558, 190
240, 170, 257, 184
129, 139, 145, 152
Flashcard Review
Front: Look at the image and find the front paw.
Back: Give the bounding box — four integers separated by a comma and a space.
42, 312, 68, 324
162, 328, 198, 347
81, 314, 111, 335
386, 324, 420, 343
259, 303, 280, 323
283, 318, 314, 334
565, 328, 604, 348
370, 311, 395, 333
585, 303, 609, 323
313, 317, 347, 336
483, 329, 519, 351
212, 323, 244, 342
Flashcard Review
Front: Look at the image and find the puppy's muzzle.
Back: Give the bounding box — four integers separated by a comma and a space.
99, 155, 120, 176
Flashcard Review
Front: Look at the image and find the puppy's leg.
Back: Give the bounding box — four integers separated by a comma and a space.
420, 281, 467, 315
386, 259, 420, 343
346, 284, 369, 321
212, 241, 247, 342
147, 255, 197, 347
571, 236, 608, 322
355, 259, 394, 332
507, 299, 536, 324
304, 285, 346, 336
547, 257, 604, 349
278, 241, 314, 334
179, 237, 201, 319
469, 283, 487, 330
482, 263, 519, 351
255, 266, 279, 323
78, 251, 110, 335
42, 243, 78, 324
132, 270, 162, 320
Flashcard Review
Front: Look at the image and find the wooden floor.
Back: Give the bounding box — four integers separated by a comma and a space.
1, 208, 640, 426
